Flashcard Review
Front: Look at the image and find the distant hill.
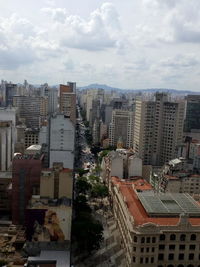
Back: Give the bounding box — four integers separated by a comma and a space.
78, 83, 199, 94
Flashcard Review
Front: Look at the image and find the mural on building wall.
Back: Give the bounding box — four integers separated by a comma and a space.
33, 210, 65, 241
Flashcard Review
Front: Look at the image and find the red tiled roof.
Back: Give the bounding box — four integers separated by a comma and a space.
112, 176, 200, 227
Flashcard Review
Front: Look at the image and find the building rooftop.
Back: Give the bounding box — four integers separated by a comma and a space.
112, 176, 200, 226
138, 191, 200, 217
27, 250, 70, 267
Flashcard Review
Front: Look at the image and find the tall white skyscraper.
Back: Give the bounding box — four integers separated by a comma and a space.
49, 114, 75, 169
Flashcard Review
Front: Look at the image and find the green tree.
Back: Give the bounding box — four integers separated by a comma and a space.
73, 215, 103, 253
74, 195, 92, 214
77, 168, 89, 177
88, 175, 100, 185
76, 177, 92, 195
99, 150, 109, 163
91, 184, 109, 199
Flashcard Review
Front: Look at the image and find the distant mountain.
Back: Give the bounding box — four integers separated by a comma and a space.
78, 83, 120, 91
78, 83, 199, 94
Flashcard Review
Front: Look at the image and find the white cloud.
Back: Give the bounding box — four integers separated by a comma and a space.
42, 2, 124, 51
41, 7, 68, 23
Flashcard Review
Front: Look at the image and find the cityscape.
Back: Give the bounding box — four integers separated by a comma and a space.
1, 0, 200, 267
0, 81, 199, 267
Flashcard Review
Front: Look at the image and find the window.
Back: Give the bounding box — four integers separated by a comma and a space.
146, 247, 149, 252
140, 258, 143, 264
179, 254, 184, 260
145, 258, 149, 263
158, 254, 164, 261
160, 234, 165, 241
151, 257, 154, 263
180, 234, 186, 241
189, 253, 194, 260
152, 247, 155, 252
133, 247, 136, 252
147, 237, 150, 243
170, 234, 176, 241
169, 245, 175, 250
152, 237, 156, 243
141, 248, 144, 253
134, 236, 137, 242
189, 244, 196, 250
141, 237, 145, 243
191, 234, 196, 241
179, 245, 185, 250
159, 245, 165, 250
133, 256, 135, 262
168, 254, 174, 260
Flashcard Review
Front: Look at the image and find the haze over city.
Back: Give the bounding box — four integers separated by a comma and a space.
1, 0, 200, 90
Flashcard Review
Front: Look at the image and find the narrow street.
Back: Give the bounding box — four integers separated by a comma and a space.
73, 106, 125, 267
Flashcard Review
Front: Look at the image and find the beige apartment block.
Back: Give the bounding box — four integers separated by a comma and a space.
133, 93, 185, 166
40, 163, 73, 199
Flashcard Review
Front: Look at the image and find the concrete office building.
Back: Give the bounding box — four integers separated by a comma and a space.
0, 121, 14, 171
109, 110, 134, 148
184, 95, 200, 133
59, 83, 76, 124
0, 80, 17, 107
111, 176, 200, 267
49, 114, 75, 169
133, 93, 185, 166
48, 87, 58, 115
13, 96, 41, 128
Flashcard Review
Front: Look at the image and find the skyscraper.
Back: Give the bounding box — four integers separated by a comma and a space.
59, 83, 76, 124
109, 109, 134, 148
133, 93, 185, 166
184, 95, 200, 132
49, 114, 75, 169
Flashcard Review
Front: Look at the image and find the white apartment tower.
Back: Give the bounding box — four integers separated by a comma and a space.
49, 114, 75, 169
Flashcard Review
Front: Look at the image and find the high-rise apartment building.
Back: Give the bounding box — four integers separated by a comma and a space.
49, 114, 75, 169
133, 93, 185, 166
0, 121, 14, 171
109, 109, 134, 148
59, 83, 76, 124
48, 87, 58, 115
0, 80, 17, 107
184, 95, 200, 133
0, 107, 16, 171
13, 96, 41, 128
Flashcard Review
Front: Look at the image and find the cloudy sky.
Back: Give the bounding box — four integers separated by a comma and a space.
0, 0, 200, 90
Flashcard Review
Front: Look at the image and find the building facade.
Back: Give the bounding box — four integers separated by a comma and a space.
111, 176, 200, 267
133, 93, 185, 166
59, 83, 76, 124
49, 114, 75, 169
109, 110, 134, 148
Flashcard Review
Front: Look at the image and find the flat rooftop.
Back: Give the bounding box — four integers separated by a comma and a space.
138, 191, 200, 217
28, 250, 70, 267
